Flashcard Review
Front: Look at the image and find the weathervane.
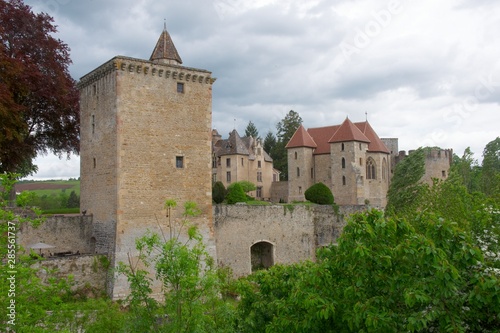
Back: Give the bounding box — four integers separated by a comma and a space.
365, 111, 368, 121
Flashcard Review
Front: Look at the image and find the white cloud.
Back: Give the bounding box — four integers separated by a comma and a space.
22, 0, 500, 178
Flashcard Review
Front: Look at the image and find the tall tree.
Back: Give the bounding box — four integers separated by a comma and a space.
244, 120, 259, 140
273, 110, 302, 180
0, 0, 79, 177
448, 147, 482, 194
482, 137, 500, 198
263, 131, 276, 155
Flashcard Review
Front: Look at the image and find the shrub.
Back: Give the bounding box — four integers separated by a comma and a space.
304, 182, 334, 205
226, 183, 247, 204
227, 180, 256, 193
212, 181, 226, 204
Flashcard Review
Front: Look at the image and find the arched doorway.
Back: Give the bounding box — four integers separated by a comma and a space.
250, 241, 274, 272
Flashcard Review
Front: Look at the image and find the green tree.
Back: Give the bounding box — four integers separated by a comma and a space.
304, 182, 334, 204
228, 180, 256, 194
0, 0, 79, 176
482, 137, 500, 198
263, 131, 276, 156
244, 120, 259, 140
386, 147, 428, 216
67, 190, 79, 208
449, 147, 482, 193
273, 110, 302, 180
236, 210, 500, 332
225, 182, 247, 204
117, 200, 235, 332
212, 181, 226, 204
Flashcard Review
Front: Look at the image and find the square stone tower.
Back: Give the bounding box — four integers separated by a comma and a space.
78, 26, 216, 298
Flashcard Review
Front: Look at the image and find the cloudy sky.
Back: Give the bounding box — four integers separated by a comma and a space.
23, 0, 500, 179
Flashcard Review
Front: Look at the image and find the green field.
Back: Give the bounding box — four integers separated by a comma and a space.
16, 179, 80, 196
15, 179, 81, 213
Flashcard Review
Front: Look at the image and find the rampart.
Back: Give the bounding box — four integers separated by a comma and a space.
214, 204, 366, 277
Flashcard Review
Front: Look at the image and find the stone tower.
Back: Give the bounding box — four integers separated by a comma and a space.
329, 118, 370, 205
78, 26, 216, 298
286, 125, 317, 202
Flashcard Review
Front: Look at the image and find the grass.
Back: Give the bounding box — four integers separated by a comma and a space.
18, 179, 80, 196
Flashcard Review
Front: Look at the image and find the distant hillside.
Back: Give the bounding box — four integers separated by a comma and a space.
15, 180, 80, 196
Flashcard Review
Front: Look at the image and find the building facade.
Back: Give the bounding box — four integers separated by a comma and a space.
78, 26, 216, 298
286, 118, 392, 207
212, 129, 277, 200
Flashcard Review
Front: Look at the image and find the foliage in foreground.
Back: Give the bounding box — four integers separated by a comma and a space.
237, 209, 500, 333
116, 200, 236, 332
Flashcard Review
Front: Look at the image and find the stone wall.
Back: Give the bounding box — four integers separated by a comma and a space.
32, 255, 108, 294
18, 215, 94, 254
213, 204, 366, 277
270, 181, 288, 203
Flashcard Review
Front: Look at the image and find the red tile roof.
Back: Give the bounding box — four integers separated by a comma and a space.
285, 125, 317, 149
285, 119, 390, 155
329, 117, 370, 144
354, 121, 390, 153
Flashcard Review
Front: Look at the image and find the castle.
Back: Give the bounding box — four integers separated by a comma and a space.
78, 25, 216, 298
17, 26, 452, 299
212, 129, 279, 200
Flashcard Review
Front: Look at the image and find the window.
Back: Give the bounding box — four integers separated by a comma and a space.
91, 115, 95, 134
226, 171, 231, 182
299, 186, 302, 194
177, 82, 184, 93
93, 158, 96, 169
226, 158, 231, 167
341, 143, 344, 151
212, 174, 217, 183
366, 158, 376, 179
342, 176, 346, 185
360, 158, 363, 165
241, 158, 244, 166
176, 156, 184, 168
294, 151, 298, 159
256, 186, 262, 198
258, 160, 261, 168
442, 170, 446, 177
342, 157, 346, 169
359, 143, 362, 150
382, 158, 387, 180
297, 167, 300, 177
257, 172, 262, 182
212, 154, 217, 168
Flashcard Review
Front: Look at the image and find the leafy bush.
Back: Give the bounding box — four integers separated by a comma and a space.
226, 183, 247, 204
304, 182, 334, 204
228, 180, 256, 193
212, 181, 226, 204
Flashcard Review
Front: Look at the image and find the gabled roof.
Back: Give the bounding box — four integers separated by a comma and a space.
284, 118, 390, 155
285, 125, 317, 149
149, 24, 182, 64
354, 121, 390, 153
329, 117, 370, 144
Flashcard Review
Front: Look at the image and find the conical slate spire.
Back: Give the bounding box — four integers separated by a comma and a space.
149, 22, 182, 65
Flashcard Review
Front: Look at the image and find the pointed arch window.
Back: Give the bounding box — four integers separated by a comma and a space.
341, 143, 345, 151
366, 158, 376, 180
341, 157, 346, 169
382, 158, 387, 180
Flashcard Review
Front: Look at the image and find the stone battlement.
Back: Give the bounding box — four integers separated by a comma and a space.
78, 56, 215, 89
